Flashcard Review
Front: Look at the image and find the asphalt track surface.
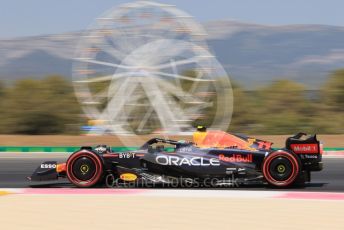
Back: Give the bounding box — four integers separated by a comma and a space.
0, 153, 343, 191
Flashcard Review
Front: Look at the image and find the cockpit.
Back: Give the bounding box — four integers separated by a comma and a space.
140, 138, 190, 153
139, 126, 273, 153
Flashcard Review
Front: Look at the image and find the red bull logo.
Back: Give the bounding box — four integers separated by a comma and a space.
219, 154, 253, 163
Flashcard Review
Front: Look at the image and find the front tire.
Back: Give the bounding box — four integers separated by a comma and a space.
66, 150, 103, 188
262, 150, 301, 188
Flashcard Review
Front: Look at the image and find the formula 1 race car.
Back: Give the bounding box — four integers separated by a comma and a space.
29, 127, 323, 188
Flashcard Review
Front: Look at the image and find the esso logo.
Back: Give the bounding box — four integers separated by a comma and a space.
40, 164, 56, 169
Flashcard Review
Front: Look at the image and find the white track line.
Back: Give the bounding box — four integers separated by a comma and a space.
1, 188, 344, 201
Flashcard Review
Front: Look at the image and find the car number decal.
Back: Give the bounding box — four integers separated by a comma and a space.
119, 152, 136, 158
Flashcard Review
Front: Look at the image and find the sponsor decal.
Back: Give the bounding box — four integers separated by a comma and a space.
256, 141, 272, 150
119, 152, 136, 158
40, 163, 56, 169
246, 138, 257, 151
303, 154, 318, 159
291, 144, 318, 154
219, 154, 253, 163
225, 168, 236, 175
120, 173, 138, 181
178, 147, 193, 152
225, 167, 246, 175
226, 167, 236, 171
156, 156, 220, 166
95, 146, 107, 153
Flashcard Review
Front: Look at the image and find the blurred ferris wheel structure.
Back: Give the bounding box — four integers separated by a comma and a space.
72, 1, 233, 137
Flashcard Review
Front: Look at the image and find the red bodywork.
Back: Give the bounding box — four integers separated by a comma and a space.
193, 130, 272, 151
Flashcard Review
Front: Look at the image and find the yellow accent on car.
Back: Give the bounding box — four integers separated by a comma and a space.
193, 131, 207, 146
120, 173, 137, 182
80, 165, 89, 174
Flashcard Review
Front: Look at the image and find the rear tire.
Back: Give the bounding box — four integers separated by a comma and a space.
66, 150, 103, 188
262, 150, 301, 188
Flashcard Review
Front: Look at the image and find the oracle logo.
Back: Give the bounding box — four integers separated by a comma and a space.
156, 156, 220, 166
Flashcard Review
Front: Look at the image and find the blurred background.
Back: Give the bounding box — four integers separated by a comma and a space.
0, 0, 343, 136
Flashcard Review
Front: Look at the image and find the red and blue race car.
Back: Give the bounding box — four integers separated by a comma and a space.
29, 127, 323, 188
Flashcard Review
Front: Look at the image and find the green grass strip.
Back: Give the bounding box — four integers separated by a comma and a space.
0, 146, 342, 152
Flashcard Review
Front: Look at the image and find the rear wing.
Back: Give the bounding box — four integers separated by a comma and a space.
286, 133, 321, 154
